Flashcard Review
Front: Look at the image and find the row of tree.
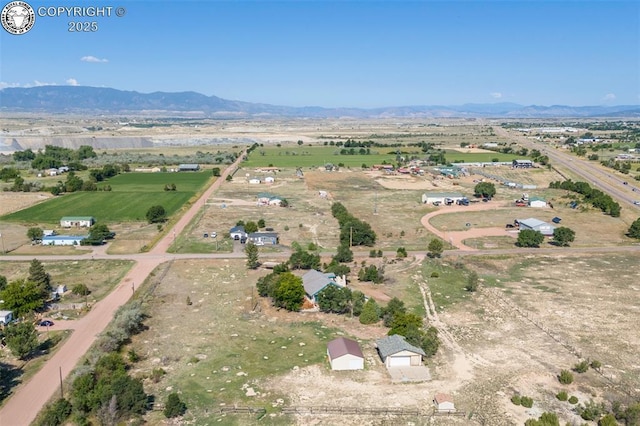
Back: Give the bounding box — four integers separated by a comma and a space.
549, 180, 621, 217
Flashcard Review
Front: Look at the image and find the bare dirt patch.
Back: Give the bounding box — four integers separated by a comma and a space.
0, 192, 52, 216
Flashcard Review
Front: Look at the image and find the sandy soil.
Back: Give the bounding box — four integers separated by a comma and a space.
0, 192, 52, 216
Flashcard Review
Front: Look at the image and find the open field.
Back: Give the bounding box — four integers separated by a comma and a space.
1, 172, 213, 224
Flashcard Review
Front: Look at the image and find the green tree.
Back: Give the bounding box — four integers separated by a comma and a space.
333, 243, 353, 263
212, 167, 221, 176
0, 275, 6, 292
558, 369, 574, 384
359, 298, 381, 324
85, 223, 111, 245
4, 321, 38, 359
72, 283, 90, 296
474, 182, 496, 198
37, 398, 73, 426
517, 229, 545, 248
598, 414, 618, 426
465, 270, 479, 292
427, 238, 444, 257
382, 297, 407, 327
273, 273, 305, 311
257, 218, 266, 228
288, 250, 320, 270
524, 412, 560, 426
27, 227, 44, 242
28, 258, 51, 292
553, 226, 575, 247
245, 241, 259, 269
245, 221, 259, 233
628, 218, 640, 239
396, 247, 407, 258
164, 393, 187, 418
351, 290, 365, 316
358, 264, 384, 283
317, 285, 352, 314
0, 279, 48, 317
146, 205, 167, 223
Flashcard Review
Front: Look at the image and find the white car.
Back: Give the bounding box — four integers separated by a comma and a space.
634, 201, 640, 206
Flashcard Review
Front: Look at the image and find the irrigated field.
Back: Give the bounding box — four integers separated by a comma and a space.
1, 172, 213, 224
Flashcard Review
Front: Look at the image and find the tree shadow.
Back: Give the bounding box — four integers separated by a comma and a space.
0, 360, 24, 403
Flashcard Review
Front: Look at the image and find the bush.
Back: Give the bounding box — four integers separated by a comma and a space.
590, 360, 602, 370
511, 395, 521, 406
573, 360, 589, 373
558, 369, 574, 384
520, 396, 533, 408
72, 283, 90, 296
37, 398, 72, 426
556, 391, 568, 401
430, 271, 439, 278
568, 396, 578, 404
163, 393, 187, 418
150, 368, 166, 383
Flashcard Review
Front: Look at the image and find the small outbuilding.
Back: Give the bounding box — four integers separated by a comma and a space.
327, 337, 364, 371
528, 197, 547, 208
0, 310, 13, 325
249, 178, 262, 184
229, 226, 247, 240
376, 334, 425, 367
433, 393, 456, 413
60, 216, 95, 228
264, 176, 275, 183
512, 159, 534, 168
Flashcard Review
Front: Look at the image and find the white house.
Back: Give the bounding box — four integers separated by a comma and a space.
327, 337, 364, 371
60, 216, 95, 228
376, 334, 425, 368
433, 393, 456, 413
249, 178, 261, 184
0, 310, 13, 325
42, 235, 87, 246
517, 218, 556, 236
264, 176, 275, 183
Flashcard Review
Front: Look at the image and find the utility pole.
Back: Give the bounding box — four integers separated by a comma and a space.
349, 226, 353, 247
374, 191, 378, 215
59, 366, 63, 398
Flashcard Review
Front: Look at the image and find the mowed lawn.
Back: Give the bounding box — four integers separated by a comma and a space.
2, 172, 212, 224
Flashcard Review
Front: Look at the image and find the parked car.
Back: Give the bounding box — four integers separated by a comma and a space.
634, 201, 640, 205
39, 320, 54, 327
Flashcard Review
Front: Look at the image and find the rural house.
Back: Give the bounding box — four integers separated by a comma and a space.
178, 164, 200, 171
528, 197, 547, 208
433, 393, 456, 413
302, 270, 342, 302
247, 232, 279, 245
421, 192, 465, 205
229, 226, 248, 240
42, 235, 87, 246
60, 216, 95, 228
376, 334, 425, 368
264, 176, 275, 183
249, 177, 262, 184
0, 310, 13, 325
327, 337, 365, 370
512, 159, 533, 168
517, 218, 556, 236
256, 192, 283, 206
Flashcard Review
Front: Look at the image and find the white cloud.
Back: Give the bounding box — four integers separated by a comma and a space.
32, 80, 57, 87
602, 93, 616, 101
81, 55, 108, 63
490, 92, 503, 99
0, 82, 22, 89
66, 78, 79, 86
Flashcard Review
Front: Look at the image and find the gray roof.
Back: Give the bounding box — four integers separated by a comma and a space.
248, 232, 278, 239
302, 269, 337, 297
518, 218, 551, 228
422, 192, 465, 198
178, 163, 199, 168
376, 334, 425, 360
229, 225, 245, 234
327, 337, 364, 359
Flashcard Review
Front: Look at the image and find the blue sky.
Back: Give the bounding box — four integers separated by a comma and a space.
1, 0, 638, 108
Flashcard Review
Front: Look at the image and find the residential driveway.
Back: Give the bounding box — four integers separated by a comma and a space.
387, 366, 431, 383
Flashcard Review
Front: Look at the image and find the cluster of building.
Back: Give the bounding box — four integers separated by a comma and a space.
229, 225, 279, 245
40, 216, 96, 246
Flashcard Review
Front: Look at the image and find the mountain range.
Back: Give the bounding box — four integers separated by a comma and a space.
1, 86, 638, 118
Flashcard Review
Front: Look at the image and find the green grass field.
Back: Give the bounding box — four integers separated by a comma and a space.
2, 172, 213, 224
243, 145, 522, 168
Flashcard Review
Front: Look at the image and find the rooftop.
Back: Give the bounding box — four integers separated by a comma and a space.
376, 334, 425, 359
327, 337, 364, 359
302, 269, 337, 298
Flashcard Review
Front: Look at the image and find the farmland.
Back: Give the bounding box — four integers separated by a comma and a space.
1, 172, 213, 224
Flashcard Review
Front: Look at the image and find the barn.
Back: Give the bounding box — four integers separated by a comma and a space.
376, 334, 425, 367
327, 337, 364, 370
178, 164, 200, 172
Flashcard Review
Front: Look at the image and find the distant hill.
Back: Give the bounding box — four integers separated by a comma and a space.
1, 86, 638, 118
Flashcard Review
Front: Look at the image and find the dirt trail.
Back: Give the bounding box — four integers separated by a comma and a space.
0, 153, 246, 426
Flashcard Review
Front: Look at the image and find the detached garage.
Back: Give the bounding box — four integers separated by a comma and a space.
376, 334, 425, 368
327, 337, 364, 371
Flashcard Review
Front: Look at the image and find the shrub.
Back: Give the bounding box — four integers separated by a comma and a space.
558, 369, 574, 384
163, 393, 187, 418
36, 398, 72, 426
520, 396, 533, 408
568, 396, 578, 404
573, 360, 589, 373
72, 283, 90, 296
556, 391, 568, 401
430, 271, 439, 278
150, 368, 166, 383
511, 395, 521, 406
590, 360, 602, 370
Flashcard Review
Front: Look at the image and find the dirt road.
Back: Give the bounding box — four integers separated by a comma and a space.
0, 153, 245, 426
420, 202, 516, 250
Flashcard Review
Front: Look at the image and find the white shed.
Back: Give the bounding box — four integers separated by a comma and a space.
0, 310, 13, 325
434, 393, 456, 413
327, 337, 364, 371
528, 197, 547, 208
264, 176, 275, 183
